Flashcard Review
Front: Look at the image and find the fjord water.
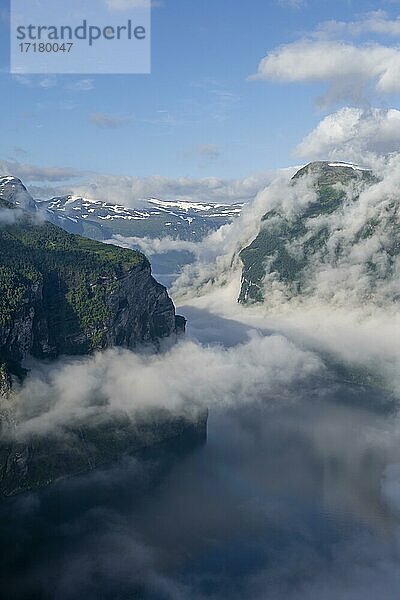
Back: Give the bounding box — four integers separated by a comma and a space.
1, 306, 399, 600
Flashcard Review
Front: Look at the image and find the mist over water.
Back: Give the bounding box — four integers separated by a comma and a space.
2, 379, 400, 599
2, 304, 400, 599
3, 165, 400, 599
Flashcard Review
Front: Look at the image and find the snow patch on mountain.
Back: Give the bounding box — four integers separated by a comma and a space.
328, 162, 369, 171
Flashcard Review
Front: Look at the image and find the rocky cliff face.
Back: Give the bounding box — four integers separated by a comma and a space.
0, 216, 183, 374
104, 261, 178, 349
0, 259, 181, 371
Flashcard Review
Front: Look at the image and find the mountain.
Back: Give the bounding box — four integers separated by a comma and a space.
1, 176, 242, 242
239, 161, 390, 304
38, 195, 243, 241
0, 190, 206, 496
0, 176, 243, 241
0, 176, 37, 213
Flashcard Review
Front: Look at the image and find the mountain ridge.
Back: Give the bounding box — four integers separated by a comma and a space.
0, 175, 243, 242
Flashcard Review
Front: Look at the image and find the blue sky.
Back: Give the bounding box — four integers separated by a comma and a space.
0, 0, 400, 188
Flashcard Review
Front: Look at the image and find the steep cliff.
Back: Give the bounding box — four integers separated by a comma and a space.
0, 195, 206, 496
0, 211, 182, 374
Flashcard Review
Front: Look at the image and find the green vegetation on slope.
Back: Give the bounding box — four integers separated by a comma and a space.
0, 211, 147, 351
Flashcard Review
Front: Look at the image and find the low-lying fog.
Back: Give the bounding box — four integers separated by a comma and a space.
3, 163, 400, 599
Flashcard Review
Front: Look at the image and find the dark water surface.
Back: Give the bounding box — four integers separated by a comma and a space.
1, 377, 400, 600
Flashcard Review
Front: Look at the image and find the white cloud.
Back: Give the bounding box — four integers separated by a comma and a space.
253, 40, 400, 102
12, 335, 322, 438
69, 170, 278, 207
108, 235, 198, 256
296, 107, 400, 163
318, 10, 400, 38
15, 77, 93, 92
252, 11, 400, 105
2, 162, 282, 206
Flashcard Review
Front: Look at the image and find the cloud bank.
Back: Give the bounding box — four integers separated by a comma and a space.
253, 11, 400, 105
296, 107, 400, 164
253, 40, 400, 104
68, 170, 278, 207
11, 335, 322, 439
0, 163, 281, 207
108, 234, 199, 256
